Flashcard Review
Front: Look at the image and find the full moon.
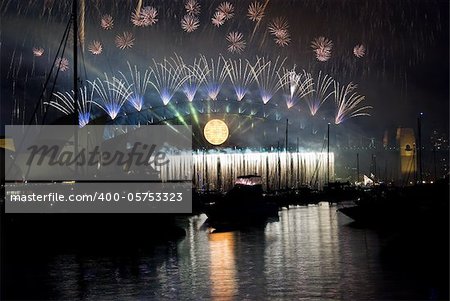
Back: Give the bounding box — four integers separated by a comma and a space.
204, 119, 229, 145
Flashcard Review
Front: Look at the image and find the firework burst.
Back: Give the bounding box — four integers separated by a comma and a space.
149, 58, 188, 106
115, 32, 135, 50
281, 71, 299, 109
217, 2, 234, 20
287, 68, 301, 97
185, 0, 200, 15
181, 14, 199, 33
334, 82, 372, 124
314, 48, 331, 62
353, 44, 366, 58
227, 58, 259, 101
131, 6, 158, 27
201, 55, 229, 100
173, 55, 208, 102
55, 57, 69, 72
252, 56, 286, 104
279, 68, 314, 109
311, 36, 333, 62
101, 14, 114, 30
304, 71, 334, 116
142, 6, 158, 25
268, 17, 291, 47
131, 9, 144, 27
275, 34, 291, 47
32, 47, 44, 57
211, 11, 226, 27
119, 62, 153, 111
226, 31, 246, 54
247, 1, 265, 22
268, 17, 289, 37
88, 40, 102, 55
45, 86, 93, 127
90, 74, 133, 120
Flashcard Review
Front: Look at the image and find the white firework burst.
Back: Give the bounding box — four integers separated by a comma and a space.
268, 17, 289, 38
279, 68, 314, 109
131, 6, 158, 27
185, 0, 200, 15
227, 58, 260, 101
311, 36, 333, 62
217, 2, 234, 20
304, 71, 335, 116
88, 40, 102, 55
211, 11, 226, 27
119, 62, 153, 112
101, 14, 114, 30
311, 36, 333, 50
131, 9, 143, 26
115, 32, 135, 50
315, 47, 331, 62
171, 54, 209, 102
334, 81, 372, 124
149, 58, 189, 106
226, 32, 246, 54
275, 33, 291, 47
353, 44, 366, 58
55, 57, 69, 72
45, 86, 93, 127
142, 6, 158, 26
201, 55, 229, 100
32, 47, 44, 57
252, 56, 286, 104
181, 14, 199, 32
90, 74, 133, 120
247, 1, 265, 22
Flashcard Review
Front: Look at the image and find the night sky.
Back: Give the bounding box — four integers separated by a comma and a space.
1, 0, 448, 146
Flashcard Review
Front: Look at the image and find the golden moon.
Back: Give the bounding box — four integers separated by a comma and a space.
204, 119, 229, 145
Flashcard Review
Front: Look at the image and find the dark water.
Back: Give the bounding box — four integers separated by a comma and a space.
3, 204, 447, 300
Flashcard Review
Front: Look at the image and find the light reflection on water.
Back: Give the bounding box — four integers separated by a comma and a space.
44, 204, 421, 300
209, 232, 237, 301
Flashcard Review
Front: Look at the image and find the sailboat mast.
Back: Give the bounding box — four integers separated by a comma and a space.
285, 119, 288, 189
417, 113, 423, 183
72, 0, 79, 178
285, 119, 288, 151
72, 0, 78, 125
327, 123, 330, 184
356, 153, 360, 183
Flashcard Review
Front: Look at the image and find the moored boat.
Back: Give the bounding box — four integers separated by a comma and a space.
205, 175, 279, 231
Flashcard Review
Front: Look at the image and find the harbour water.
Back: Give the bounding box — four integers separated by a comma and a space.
3, 204, 447, 300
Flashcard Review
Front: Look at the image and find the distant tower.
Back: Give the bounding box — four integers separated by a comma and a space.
396, 128, 416, 182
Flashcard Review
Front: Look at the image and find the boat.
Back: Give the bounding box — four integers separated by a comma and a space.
337, 179, 449, 228
204, 175, 279, 231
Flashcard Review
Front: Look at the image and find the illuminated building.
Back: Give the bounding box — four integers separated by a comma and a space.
396, 128, 416, 181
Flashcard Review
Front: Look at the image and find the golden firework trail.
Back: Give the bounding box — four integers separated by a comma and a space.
250, 0, 270, 43
79, 0, 85, 52
136, 0, 143, 15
